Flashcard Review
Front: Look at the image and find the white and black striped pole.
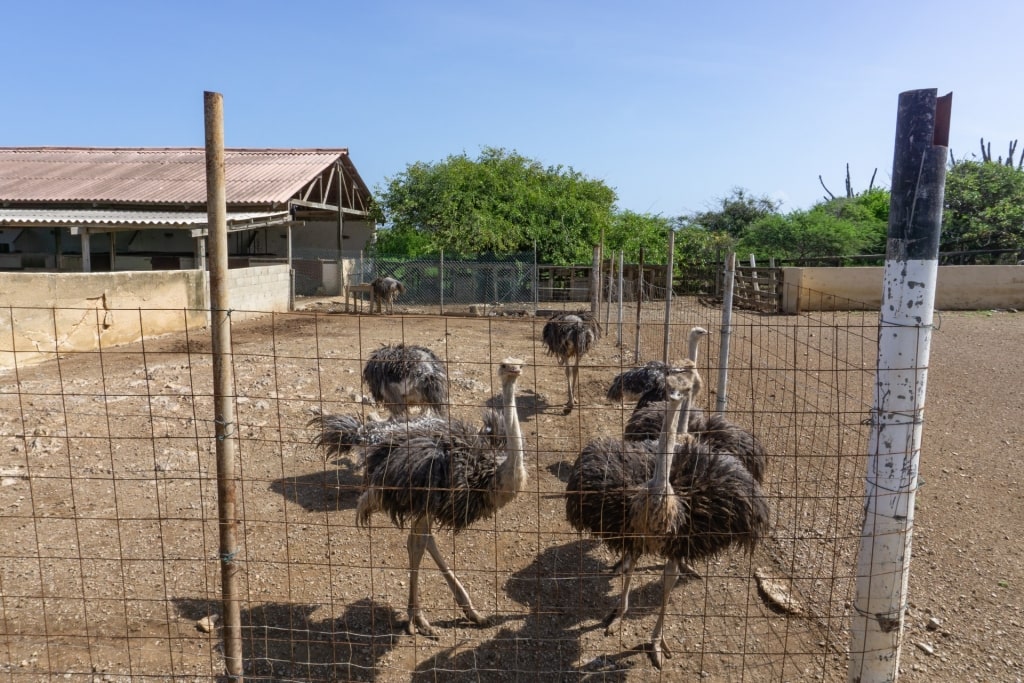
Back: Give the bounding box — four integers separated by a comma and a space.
849, 88, 952, 682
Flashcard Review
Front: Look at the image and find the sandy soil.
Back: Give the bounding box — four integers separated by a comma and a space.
0, 298, 1020, 682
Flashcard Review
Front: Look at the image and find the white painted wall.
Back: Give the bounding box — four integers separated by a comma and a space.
782, 265, 1024, 313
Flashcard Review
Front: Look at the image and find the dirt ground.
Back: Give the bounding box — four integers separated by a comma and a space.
0, 298, 1020, 682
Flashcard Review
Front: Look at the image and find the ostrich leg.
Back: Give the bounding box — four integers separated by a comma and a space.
649, 559, 681, 669
405, 517, 434, 636
562, 364, 575, 414
572, 356, 581, 408
602, 561, 636, 635
424, 534, 487, 626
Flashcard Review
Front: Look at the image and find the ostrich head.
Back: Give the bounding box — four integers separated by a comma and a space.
498, 357, 525, 383
687, 326, 709, 363
664, 357, 703, 402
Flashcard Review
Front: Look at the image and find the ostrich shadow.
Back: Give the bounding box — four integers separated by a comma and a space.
546, 459, 575, 483
269, 460, 363, 512
411, 538, 670, 682
172, 596, 402, 682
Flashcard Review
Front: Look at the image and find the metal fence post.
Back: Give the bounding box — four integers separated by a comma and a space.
616, 250, 624, 346
662, 229, 675, 363
439, 249, 445, 314
849, 88, 951, 683
533, 241, 539, 313
634, 247, 644, 360
716, 252, 736, 416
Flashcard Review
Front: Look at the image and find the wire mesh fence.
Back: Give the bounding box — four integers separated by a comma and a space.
0, 288, 879, 681
353, 252, 539, 308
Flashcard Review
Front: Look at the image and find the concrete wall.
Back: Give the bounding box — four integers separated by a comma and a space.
782, 265, 1024, 313
224, 264, 292, 320
0, 265, 292, 370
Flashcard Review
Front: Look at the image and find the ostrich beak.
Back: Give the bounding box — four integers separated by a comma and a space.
500, 357, 526, 376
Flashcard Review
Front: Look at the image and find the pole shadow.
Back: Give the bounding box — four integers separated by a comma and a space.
173, 596, 402, 682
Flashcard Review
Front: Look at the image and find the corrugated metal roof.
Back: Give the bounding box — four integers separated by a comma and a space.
0, 207, 289, 228
0, 147, 356, 206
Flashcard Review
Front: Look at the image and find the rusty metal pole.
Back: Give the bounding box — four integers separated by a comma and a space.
849, 88, 951, 683
204, 91, 244, 681
662, 229, 675, 363
716, 252, 736, 416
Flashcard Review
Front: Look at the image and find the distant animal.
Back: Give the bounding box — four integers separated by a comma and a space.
542, 311, 601, 414
362, 343, 448, 417
566, 360, 770, 668
356, 357, 526, 636
371, 276, 405, 314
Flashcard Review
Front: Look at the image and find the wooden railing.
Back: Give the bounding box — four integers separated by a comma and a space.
733, 264, 783, 313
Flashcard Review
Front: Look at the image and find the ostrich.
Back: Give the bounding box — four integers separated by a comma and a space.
370, 276, 405, 314
607, 326, 709, 409
356, 357, 526, 636
542, 310, 601, 414
566, 361, 769, 668
362, 343, 449, 417
620, 325, 766, 484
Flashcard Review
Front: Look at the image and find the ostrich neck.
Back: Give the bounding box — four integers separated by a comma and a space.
494, 377, 525, 500
687, 333, 702, 363
651, 394, 687, 494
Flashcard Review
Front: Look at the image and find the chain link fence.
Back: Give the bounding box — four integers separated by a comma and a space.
365, 252, 537, 307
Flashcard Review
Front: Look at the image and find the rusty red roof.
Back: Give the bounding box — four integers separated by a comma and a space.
0, 147, 370, 207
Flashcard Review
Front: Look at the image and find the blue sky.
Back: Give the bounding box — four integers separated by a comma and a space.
5, 1, 1021, 216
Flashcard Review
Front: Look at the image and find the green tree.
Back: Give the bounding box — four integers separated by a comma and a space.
687, 188, 781, 238
942, 160, 1024, 257
373, 147, 617, 264
738, 205, 879, 261
603, 210, 673, 263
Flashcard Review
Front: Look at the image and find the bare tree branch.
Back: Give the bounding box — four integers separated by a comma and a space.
869, 168, 878, 191
818, 175, 835, 201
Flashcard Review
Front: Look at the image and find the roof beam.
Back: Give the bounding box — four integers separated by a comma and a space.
289, 199, 369, 216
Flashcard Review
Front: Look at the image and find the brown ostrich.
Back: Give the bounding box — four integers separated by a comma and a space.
355, 357, 526, 636
541, 310, 601, 414
566, 360, 769, 668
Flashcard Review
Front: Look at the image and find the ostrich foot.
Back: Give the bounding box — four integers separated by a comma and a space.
463, 608, 490, 627
604, 557, 626, 575
562, 404, 574, 415
405, 613, 438, 638
648, 636, 673, 669
602, 609, 624, 635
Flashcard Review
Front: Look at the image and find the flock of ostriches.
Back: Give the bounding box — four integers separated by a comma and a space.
309, 310, 770, 669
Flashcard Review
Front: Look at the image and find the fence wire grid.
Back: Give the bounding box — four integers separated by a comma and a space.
0, 289, 884, 682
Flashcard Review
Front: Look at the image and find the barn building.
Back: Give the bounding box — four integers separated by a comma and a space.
0, 147, 374, 294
